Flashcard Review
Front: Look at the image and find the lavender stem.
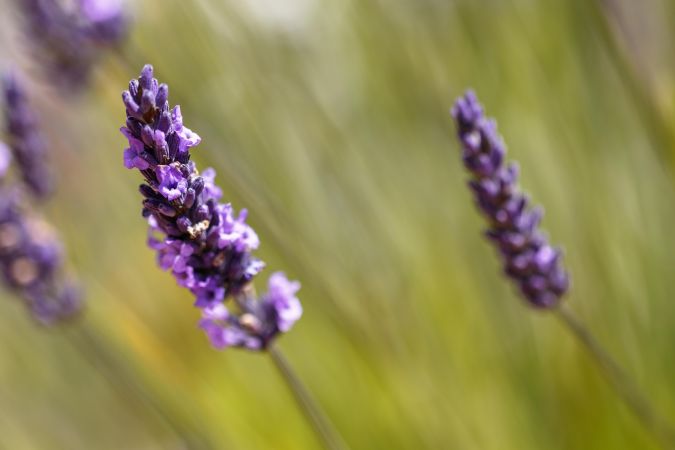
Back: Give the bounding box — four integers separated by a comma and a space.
555, 305, 675, 449
269, 346, 348, 450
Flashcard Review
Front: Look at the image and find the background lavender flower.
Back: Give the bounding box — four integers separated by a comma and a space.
0, 142, 11, 178
451, 90, 569, 308
120, 64, 302, 350
17, 0, 128, 89
78, 0, 128, 44
3, 72, 53, 198
0, 144, 80, 324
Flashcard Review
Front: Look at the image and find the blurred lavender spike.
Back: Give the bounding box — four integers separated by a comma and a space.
3, 72, 53, 198
120, 64, 302, 350
18, 0, 129, 89
0, 143, 81, 324
79, 0, 129, 44
451, 90, 569, 308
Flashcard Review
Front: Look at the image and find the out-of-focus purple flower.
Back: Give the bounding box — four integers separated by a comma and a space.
0, 72, 81, 325
199, 272, 302, 350
3, 73, 53, 198
18, 0, 129, 89
120, 64, 302, 350
0, 143, 12, 178
78, 0, 128, 43
0, 185, 81, 324
201, 168, 222, 200
263, 272, 302, 333
80, 0, 122, 21
451, 90, 569, 308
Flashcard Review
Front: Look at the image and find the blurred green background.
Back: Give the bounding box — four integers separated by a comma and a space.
0, 0, 674, 448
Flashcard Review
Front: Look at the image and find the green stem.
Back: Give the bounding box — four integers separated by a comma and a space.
64, 321, 214, 450
555, 305, 675, 449
269, 345, 349, 450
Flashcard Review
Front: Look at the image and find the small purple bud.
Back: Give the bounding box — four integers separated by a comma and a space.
184, 188, 196, 209
140, 64, 154, 90
167, 132, 180, 159
129, 79, 139, 97
156, 84, 168, 107
122, 91, 141, 117
141, 125, 155, 147
158, 203, 177, 217
195, 203, 210, 222
191, 177, 205, 196
140, 89, 155, 114
157, 111, 171, 134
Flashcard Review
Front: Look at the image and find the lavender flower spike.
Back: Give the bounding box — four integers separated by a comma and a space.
120, 65, 302, 350
18, 0, 128, 89
0, 143, 80, 324
451, 90, 569, 308
3, 73, 53, 198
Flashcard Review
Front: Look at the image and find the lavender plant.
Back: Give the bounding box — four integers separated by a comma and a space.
451, 90, 569, 308
451, 90, 675, 447
119, 64, 345, 450
120, 64, 302, 350
18, 0, 128, 88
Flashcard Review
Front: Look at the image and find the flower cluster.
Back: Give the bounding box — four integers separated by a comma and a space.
120, 65, 302, 350
19, 0, 128, 89
0, 143, 80, 324
451, 91, 569, 308
3, 73, 53, 198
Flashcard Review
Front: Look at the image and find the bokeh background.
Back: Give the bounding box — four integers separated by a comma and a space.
0, 0, 674, 448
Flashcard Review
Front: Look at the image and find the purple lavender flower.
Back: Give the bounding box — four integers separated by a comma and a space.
78, 0, 128, 44
120, 64, 302, 350
18, 0, 128, 89
3, 73, 53, 198
156, 164, 188, 201
263, 272, 303, 333
0, 144, 80, 324
199, 273, 302, 350
451, 90, 569, 308
0, 143, 12, 178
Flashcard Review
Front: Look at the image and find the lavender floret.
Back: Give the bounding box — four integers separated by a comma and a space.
3, 73, 53, 198
120, 65, 302, 350
199, 273, 302, 350
451, 91, 569, 308
0, 144, 81, 325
